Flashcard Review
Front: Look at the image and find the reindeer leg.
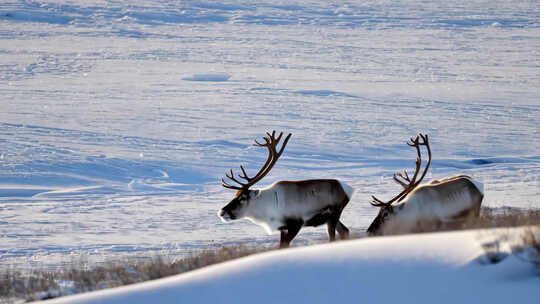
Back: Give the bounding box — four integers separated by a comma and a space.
327, 213, 343, 242
279, 231, 288, 248
336, 221, 350, 239
335, 197, 350, 240
327, 219, 337, 242
279, 219, 303, 248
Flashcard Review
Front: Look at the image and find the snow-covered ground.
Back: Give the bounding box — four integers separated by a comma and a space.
1, 0, 539, 270
44, 228, 540, 304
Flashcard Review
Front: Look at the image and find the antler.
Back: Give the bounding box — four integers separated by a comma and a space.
371, 133, 431, 207
222, 131, 292, 191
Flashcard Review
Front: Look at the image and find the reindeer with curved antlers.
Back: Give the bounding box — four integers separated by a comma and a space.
367, 134, 484, 235
219, 131, 354, 248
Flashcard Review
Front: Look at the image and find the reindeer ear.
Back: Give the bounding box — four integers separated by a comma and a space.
251, 189, 261, 198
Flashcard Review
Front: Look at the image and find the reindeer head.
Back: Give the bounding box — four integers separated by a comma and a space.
367, 134, 431, 235
219, 131, 291, 222
219, 189, 259, 221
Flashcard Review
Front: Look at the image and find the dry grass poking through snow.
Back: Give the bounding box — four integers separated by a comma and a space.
456, 207, 540, 231
1, 208, 539, 303
512, 226, 540, 265
0, 246, 268, 303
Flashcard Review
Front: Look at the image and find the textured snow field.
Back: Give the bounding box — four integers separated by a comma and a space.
1, 0, 539, 270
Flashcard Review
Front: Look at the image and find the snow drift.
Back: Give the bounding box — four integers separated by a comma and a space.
43, 228, 540, 304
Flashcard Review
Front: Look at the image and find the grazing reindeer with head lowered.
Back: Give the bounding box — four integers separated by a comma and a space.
219, 131, 354, 248
367, 134, 484, 235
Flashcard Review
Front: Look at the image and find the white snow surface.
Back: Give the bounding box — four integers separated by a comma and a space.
0, 0, 539, 269
43, 229, 540, 304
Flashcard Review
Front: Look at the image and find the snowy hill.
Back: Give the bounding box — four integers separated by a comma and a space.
43, 228, 540, 304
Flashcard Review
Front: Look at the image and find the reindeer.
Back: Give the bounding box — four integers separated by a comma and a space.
367, 134, 484, 235
219, 131, 354, 248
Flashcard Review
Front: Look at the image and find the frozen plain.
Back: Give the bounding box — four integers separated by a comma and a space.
0, 0, 539, 270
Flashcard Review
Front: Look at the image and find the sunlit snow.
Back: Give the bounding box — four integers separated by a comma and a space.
45, 228, 540, 304
0, 0, 539, 270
